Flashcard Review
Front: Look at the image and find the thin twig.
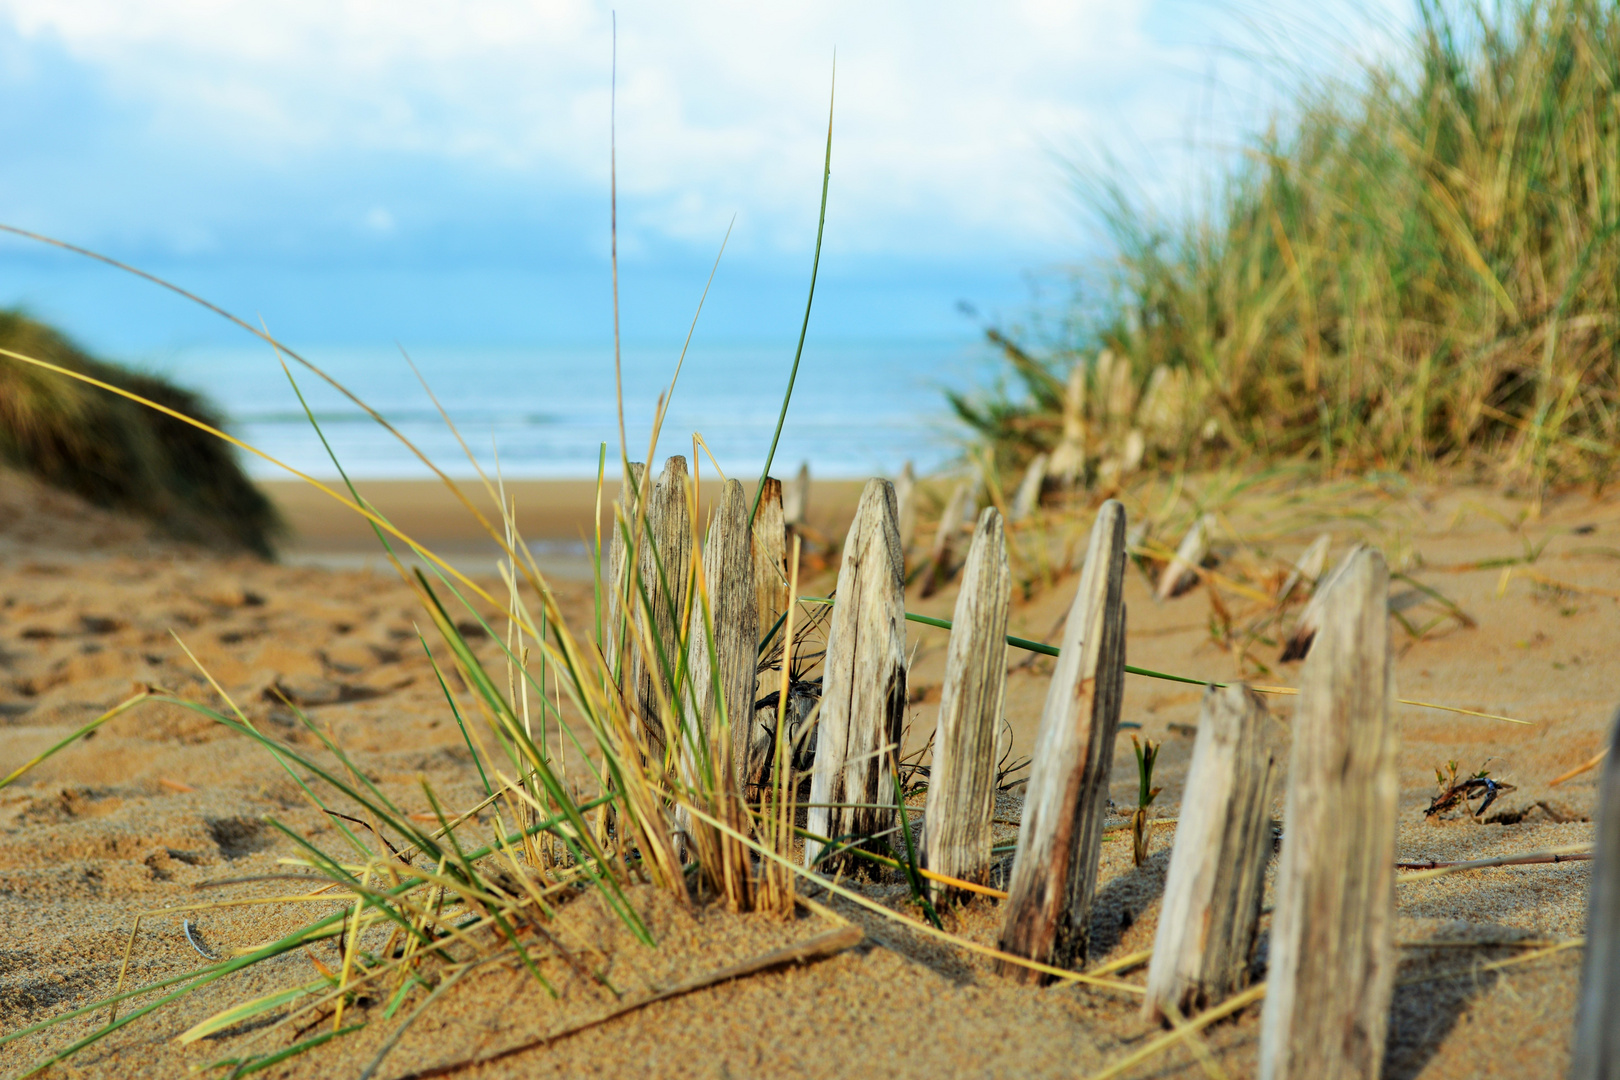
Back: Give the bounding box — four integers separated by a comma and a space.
1396, 844, 1592, 882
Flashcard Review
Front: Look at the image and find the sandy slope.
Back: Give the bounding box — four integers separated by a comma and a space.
1, 466, 1612, 1078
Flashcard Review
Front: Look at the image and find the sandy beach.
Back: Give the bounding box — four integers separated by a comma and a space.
1, 465, 1612, 1078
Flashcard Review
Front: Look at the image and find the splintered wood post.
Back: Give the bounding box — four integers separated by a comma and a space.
1572, 707, 1620, 1079
895, 461, 918, 556
628, 456, 693, 762
1259, 548, 1397, 1080
920, 479, 972, 598
923, 507, 1010, 899
805, 478, 907, 870
783, 462, 811, 530
1143, 682, 1277, 1021
1156, 513, 1211, 601
998, 500, 1127, 980
1010, 452, 1048, 522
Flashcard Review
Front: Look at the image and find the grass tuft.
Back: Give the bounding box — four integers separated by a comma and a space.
958, 0, 1620, 492
0, 309, 283, 555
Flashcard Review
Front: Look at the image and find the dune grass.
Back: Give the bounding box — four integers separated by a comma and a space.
954, 0, 1620, 491
0, 309, 282, 556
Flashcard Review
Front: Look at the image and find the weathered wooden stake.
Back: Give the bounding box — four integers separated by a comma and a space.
1157, 513, 1211, 601
920, 479, 974, 598
750, 476, 789, 793
686, 479, 760, 777
626, 457, 693, 760
1010, 452, 1049, 522
998, 500, 1127, 979
1572, 707, 1620, 1079
1259, 547, 1397, 1080
805, 479, 907, 869
783, 462, 811, 530
1280, 542, 1367, 661
1277, 533, 1331, 604
923, 507, 1010, 898
1143, 682, 1277, 1021
895, 461, 918, 555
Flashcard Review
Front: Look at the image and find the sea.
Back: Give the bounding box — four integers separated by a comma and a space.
154, 339, 986, 482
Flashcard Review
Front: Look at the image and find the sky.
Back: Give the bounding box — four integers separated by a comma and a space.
0, 0, 1408, 361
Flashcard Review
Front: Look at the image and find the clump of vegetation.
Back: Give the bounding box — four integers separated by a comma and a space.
1131, 735, 1162, 866
955, 0, 1620, 491
0, 309, 281, 555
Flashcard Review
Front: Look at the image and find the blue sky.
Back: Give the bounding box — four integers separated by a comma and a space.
0, 0, 1406, 360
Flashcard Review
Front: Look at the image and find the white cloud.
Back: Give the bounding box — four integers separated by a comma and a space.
0, 0, 1230, 261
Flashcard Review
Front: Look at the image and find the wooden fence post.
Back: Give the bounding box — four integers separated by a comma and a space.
1280, 542, 1366, 661
1259, 547, 1397, 1080
1157, 513, 1211, 601
751, 477, 789, 794
805, 478, 907, 870
1143, 682, 1277, 1021
895, 461, 918, 556
920, 479, 974, 597
783, 462, 811, 530
626, 456, 693, 761
1572, 707, 1620, 1079
923, 506, 1010, 898
682, 477, 758, 910
686, 479, 760, 781
1010, 452, 1049, 522
998, 499, 1127, 980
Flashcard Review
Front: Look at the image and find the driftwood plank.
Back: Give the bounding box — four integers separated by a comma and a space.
1156, 513, 1211, 601
1572, 707, 1620, 1079
804, 478, 908, 870
923, 507, 1010, 897
998, 499, 1128, 979
626, 456, 693, 761
1143, 682, 1277, 1021
1259, 547, 1397, 1080
1010, 452, 1048, 522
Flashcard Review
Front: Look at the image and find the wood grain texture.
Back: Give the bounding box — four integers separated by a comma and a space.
1572, 707, 1620, 1080
923, 506, 1010, 897
1259, 547, 1397, 1080
804, 478, 907, 870
1143, 682, 1277, 1020
686, 479, 760, 771
997, 499, 1127, 979
627, 457, 693, 762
